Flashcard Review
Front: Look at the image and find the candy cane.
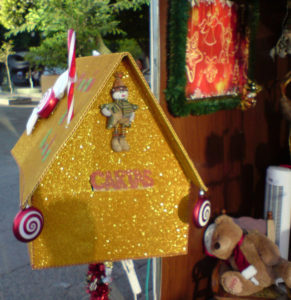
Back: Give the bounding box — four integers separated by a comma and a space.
67, 29, 76, 124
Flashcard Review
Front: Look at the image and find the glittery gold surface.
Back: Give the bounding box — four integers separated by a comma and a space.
11, 53, 206, 269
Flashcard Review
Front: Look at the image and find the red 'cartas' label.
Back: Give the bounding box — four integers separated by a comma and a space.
90, 169, 154, 191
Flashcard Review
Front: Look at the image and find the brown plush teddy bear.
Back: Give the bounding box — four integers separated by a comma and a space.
204, 214, 291, 296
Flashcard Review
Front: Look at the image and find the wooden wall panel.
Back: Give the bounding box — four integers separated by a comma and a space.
159, 0, 290, 299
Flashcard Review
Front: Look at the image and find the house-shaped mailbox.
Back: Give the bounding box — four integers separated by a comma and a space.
11, 52, 207, 269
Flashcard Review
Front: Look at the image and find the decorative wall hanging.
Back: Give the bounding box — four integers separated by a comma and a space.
166, 0, 260, 116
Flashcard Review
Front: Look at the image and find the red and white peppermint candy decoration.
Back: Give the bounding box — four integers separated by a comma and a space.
193, 191, 211, 228
13, 207, 44, 242
37, 88, 59, 118
67, 29, 76, 124
26, 70, 68, 135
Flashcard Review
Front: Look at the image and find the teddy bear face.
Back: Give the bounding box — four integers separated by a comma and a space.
205, 215, 243, 260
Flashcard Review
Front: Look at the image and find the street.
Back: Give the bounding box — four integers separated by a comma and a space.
0, 105, 151, 300
0, 105, 90, 299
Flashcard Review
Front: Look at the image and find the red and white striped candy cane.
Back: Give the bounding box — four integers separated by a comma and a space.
67, 29, 76, 124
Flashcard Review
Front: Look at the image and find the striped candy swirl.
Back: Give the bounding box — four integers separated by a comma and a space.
13, 207, 44, 243
198, 200, 211, 227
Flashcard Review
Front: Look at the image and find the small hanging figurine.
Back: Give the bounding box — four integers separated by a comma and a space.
240, 79, 262, 110
100, 72, 138, 152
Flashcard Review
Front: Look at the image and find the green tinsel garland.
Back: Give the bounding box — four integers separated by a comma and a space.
165, 0, 260, 116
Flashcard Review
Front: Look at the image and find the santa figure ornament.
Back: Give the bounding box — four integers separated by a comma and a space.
101, 72, 138, 152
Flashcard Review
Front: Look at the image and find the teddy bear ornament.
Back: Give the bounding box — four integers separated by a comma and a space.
204, 215, 291, 296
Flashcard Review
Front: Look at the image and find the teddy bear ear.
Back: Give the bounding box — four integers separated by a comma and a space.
215, 215, 233, 225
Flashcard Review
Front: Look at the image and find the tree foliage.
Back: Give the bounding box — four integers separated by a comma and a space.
0, 0, 149, 68
0, 41, 15, 92
107, 3, 149, 57
0, 0, 33, 29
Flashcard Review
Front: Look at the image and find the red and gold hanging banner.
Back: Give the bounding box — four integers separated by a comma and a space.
186, 0, 249, 100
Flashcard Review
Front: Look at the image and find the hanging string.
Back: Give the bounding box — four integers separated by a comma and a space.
152, 257, 158, 300
145, 258, 151, 300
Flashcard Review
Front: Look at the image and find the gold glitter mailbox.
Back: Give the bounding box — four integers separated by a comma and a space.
11, 53, 207, 269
